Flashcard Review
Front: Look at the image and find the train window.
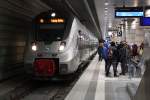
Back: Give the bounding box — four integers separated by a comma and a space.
39, 24, 65, 30
37, 30, 64, 42
34, 15, 74, 43
36, 23, 66, 42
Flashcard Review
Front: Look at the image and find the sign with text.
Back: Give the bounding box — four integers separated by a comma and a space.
115, 7, 144, 18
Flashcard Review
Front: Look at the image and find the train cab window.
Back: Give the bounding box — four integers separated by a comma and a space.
36, 23, 65, 43
35, 16, 69, 44
34, 14, 74, 44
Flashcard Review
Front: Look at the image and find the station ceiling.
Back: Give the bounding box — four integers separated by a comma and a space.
8, 0, 150, 39
95, 0, 150, 37
41, 0, 150, 39
41, 0, 101, 39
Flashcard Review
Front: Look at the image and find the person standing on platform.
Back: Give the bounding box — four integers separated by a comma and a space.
119, 42, 128, 75
116, 42, 123, 73
104, 40, 109, 49
98, 41, 109, 72
98, 42, 103, 61
128, 58, 137, 79
138, 42, 144, 59
132, 44, 138, 58
106, 42, 118, 77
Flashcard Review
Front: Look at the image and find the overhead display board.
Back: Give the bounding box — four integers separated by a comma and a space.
140, 17, 150, 26
115, 7, 144, 18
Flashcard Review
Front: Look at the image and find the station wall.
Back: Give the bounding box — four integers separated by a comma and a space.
0, 0, 49, 80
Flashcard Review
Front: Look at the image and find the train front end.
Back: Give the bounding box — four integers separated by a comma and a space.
24, 11, 71, 80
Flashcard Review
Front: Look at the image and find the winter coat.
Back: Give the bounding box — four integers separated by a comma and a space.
119, 46, 128, 63
102, 46, 108, 60
108, 46, 118, 62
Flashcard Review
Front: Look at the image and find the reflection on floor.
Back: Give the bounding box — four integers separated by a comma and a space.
65, 54, 141, 100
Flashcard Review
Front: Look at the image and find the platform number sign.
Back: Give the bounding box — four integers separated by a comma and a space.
117, 31, 122, 37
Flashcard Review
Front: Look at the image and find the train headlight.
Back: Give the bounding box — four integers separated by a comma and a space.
59, 42, 66, 51
31, 42, 37, 51
32, 45, 37, 51
59, 45, 65, 51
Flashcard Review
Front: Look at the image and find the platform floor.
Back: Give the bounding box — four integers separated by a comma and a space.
65, 54, 141, 100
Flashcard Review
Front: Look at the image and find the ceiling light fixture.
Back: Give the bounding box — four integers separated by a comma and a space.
105, 10, 108, 13
109, 24, 112, 28
105, 2, 109, 6
108, 32, 112, 36
51, 12, 56, 17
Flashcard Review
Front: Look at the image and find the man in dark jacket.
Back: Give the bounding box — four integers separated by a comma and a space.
119, 42, 128, 75
106, 42, 118, 77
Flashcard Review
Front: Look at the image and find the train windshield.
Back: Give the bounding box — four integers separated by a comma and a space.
36, 23, 66, 43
